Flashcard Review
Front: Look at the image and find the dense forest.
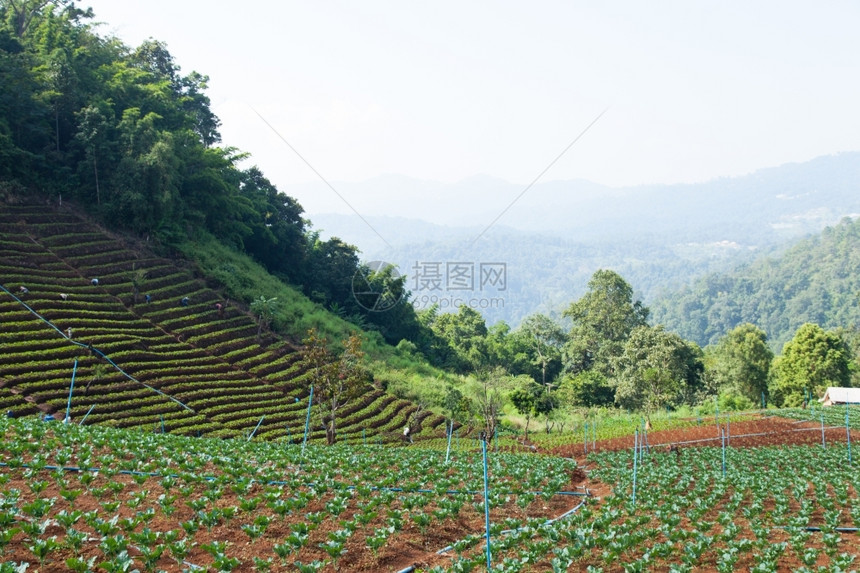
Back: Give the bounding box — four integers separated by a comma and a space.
2, 1, 858, 428
0, 0, 428, 344
651, 216, 860, 350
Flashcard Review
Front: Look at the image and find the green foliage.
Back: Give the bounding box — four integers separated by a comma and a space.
509, 384, 539, 439
653, 217, 860, 349
0, 1, 436, 340
706, 323, 773, 403
770, 323, 851, 406
559, 371, 614, 408
614, 325, 703, 415
298, 329, 370, 445
563, 270, 649, 377
517, 313, 566, 385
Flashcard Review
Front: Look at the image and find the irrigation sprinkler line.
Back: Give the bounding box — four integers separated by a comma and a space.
632, 429, 638, 506
302, 385, 313, 455
777, 526, 860, 533
481, 434, 492, 571
657, 425, 846, 448
0, 460, 587, 499
445, 419, 453, 464
0, 283, 195, 413
65, 359, 77, 422
247, 415, 265, 441
821, 410, 826, 449
395, 493, 592, 573
79, 404, 96, 425
847, 405, 852, 465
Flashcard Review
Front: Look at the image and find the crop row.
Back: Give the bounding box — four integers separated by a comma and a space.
1, 203, 419, 443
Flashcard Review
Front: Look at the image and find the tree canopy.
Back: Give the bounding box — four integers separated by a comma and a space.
562, 269, 649, 376
770, 323, 851, 407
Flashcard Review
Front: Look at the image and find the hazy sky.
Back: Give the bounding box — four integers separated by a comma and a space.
83, 1, 860, 191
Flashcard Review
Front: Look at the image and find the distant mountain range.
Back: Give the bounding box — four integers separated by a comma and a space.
293, 152, 860, 328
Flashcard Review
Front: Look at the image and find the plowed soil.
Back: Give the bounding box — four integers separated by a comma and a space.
549, 414, 854, 458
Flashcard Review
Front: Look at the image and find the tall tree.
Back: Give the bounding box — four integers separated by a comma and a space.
614, 325, 702, 418
770, 323, 851, 406
298, 329, 369, 445
250, 295, 277, 340
472, 367, 506, 441
73, 102, 111, 204
518, 313, 566, 386
509, 381, 539, 440
562, 270, 649, 376
430, 305, 489, 372
707, 323, 773, 403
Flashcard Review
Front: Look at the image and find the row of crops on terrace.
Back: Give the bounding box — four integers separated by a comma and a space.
0, 418, 578, 572
0, 202, 442, 443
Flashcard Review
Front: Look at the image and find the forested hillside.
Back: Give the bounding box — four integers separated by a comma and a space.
651, 216, 860, 350
0, 0, 429, 347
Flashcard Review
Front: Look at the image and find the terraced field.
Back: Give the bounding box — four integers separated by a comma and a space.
0, 199, 443, 442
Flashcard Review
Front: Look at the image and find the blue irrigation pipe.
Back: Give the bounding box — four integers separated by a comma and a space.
726, 413, 730, 446
632, 429, 638, 506
302, 386, 313, 455
65, 359, 77, 422
821, 410, 826, 449
847, 405, 852, 465
721, 428, 726, 478
445, 420, 453, 464
79, 404, 96, 425
248, 415, 265, 441
480, 435, 492, 571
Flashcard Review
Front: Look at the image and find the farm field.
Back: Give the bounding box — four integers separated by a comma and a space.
0, 201, 443, 443
2, 412, 860, 572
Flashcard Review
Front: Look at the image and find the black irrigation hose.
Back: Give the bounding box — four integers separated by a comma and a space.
778, 526, 860, 533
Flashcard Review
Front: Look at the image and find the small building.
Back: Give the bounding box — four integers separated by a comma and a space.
819, 387, 860, 406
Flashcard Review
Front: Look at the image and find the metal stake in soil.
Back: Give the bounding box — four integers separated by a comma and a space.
65, 359, 77, 423
481, 433, 492, 571
632, 429, 639, 506
821, 410, 826, 449
302, 386, 313, 455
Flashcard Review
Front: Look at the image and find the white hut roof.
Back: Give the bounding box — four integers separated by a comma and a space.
820, 387, 860, 403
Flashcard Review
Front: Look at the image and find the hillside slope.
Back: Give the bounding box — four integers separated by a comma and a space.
650, 216, 860, 350
0, 198, 442, 441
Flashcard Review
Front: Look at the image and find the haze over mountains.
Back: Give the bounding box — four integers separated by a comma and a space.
291, 153, 860, 327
